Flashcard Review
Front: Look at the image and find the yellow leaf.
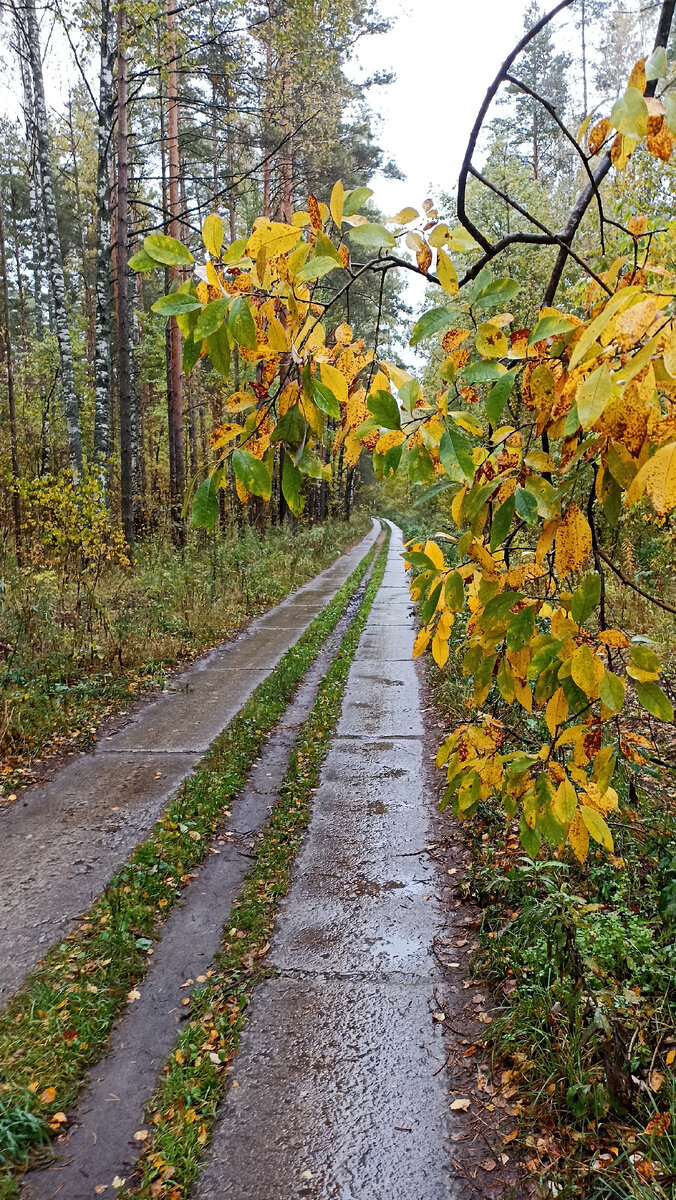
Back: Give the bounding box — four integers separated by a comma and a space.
267, 316, 289, 351
319, 361, 348, 407
424, 539, 444, 569
451, 487, 466, 527
553, 778, 577, 824
568, 809, 589, 862
224, 391, 255, 414
546, 688, 569, 736
555, 504, 592, 576
432, 628, 450, 668
392, 206, 419, 224
437, 249, 458, 297
202, 213, 224, 258
627, 56, 646, 92
597, 628, 630, 648
475, 322, 507, 359
246, 220, 302, 259
40, 1087, 56, 1104
580, 804, 614, 851
413, 626, 432, 658
330, 180, 344, 229
626, 441, 676, 516
571, 644, 604, 699
536, 518, 559, 567
210, 423, 243, 450
514, 677, 533, 712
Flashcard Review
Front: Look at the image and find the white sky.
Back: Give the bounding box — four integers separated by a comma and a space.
348, 0, 554, 328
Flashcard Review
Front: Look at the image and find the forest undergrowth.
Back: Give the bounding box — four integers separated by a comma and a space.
386, 506, 676, 1199
0, 490, 369, 795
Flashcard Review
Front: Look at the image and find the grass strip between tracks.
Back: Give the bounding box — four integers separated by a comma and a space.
0, 531, 382, 1197
119, 529, 390, 1199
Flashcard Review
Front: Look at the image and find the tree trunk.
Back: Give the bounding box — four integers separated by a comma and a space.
0, 196, 22, 560
166, 0, 185, 539
23, 0, 83, 475
94, 0, 114, 474
17, 35, 45, 342
116, 0, 135, 549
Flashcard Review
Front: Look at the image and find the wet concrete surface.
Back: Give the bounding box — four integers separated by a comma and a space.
0, 524, 378, 1005
195, 521, 456, 1200
20, 581, 375, 1200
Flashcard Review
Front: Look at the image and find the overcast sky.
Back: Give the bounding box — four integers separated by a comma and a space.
351, 0, 544, 216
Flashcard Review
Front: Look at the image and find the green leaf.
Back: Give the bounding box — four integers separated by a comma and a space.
295, 256, 341, 282
472, 277, 520, 309
636, 681, 674, 722
129, 248, 159, 273
231, 448, 271, 500
515, 487, 538, 525
194, 297, 229, 341
228, 296, 257, 349
461, 360, 505, 384
506, 607, 535, 651
610, 87, 649, 140
445, 571, 464, 611
412, 480, 455, 506
182, 333, 201, 374
144, 233, 194, 266
421, 581, 442, 626
483, 589, 523, 624
349, 222, 396, 250
665, 94, 676, 135
528, 315, 576, 345
538, 806, 565, 847
646, 45, 667, 81
408, 442, 435, 485
599, 670, 625, 713
192, 476, 218, 530
271, 405, 306, 447
223, 238, 248, 264
151, 293, 202, 316
577, 364, 614, 429
398, 379, 420, 413
520, 814, 541, 858
282, 455, 304, 516
410, 307, 452, 346
490, 494, 515, 552
571, 574, 602, 625
367, 389, 400, 429
343, 186, 373, 217
297, 449, 326, 479
630, 641, 661, 673
486, 371, 516, 425
207, 324, 230, 379
383, 443, 403, 476
311, 378, 341, 419
441, 424, 474, 482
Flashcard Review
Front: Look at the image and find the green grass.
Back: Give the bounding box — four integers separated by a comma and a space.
0, 529, 379, 1199
0, 516, 370, 793
120, 529, 390, 1199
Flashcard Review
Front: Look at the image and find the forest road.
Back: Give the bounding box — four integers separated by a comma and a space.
192, 520, 458, 1200
0, 521, 379, 1004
